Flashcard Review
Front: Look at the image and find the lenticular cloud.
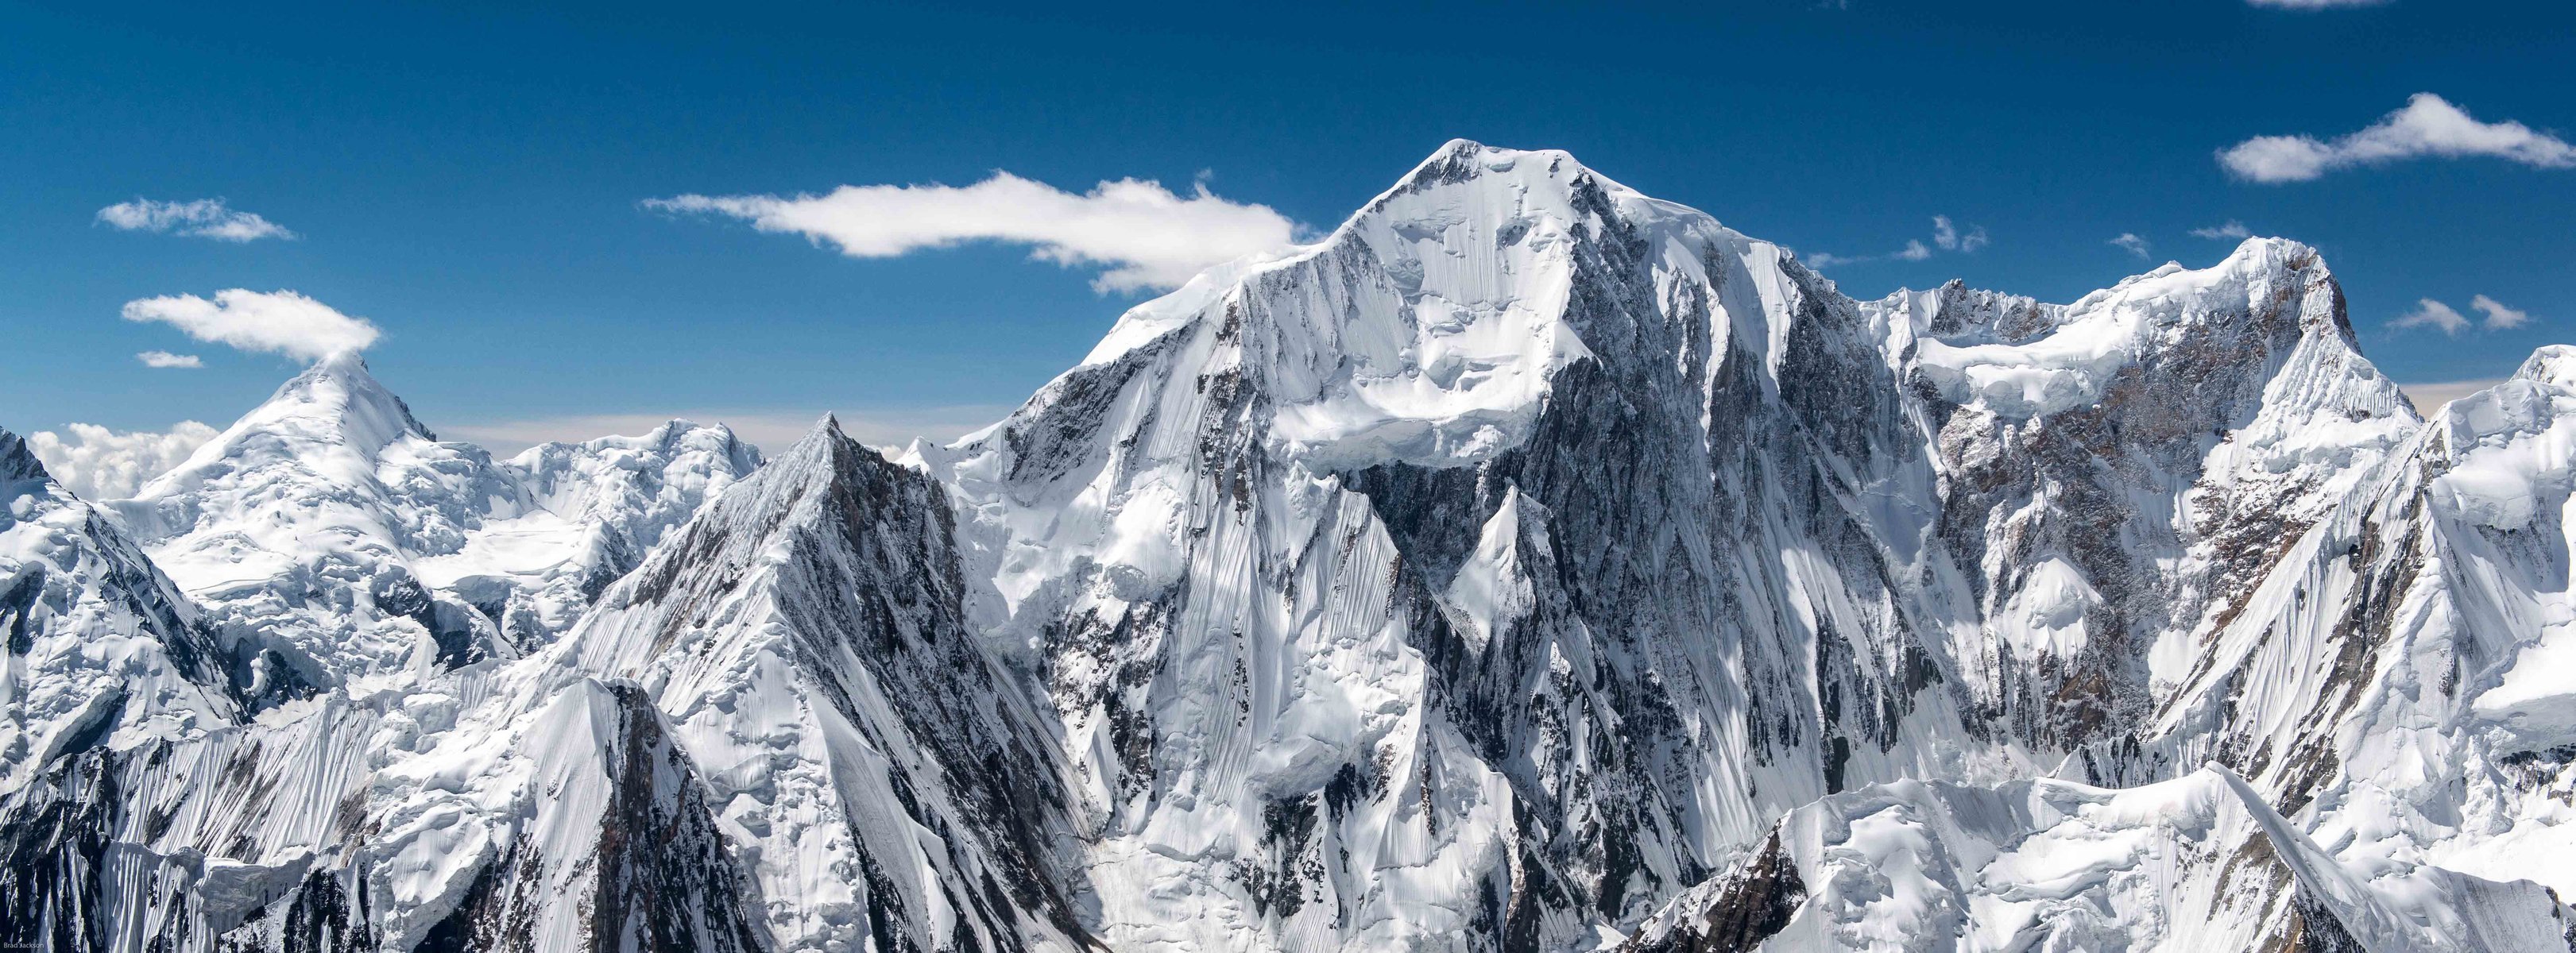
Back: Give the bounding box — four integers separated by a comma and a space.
2220, 93, 2576, 183
648, 172, 1302, 293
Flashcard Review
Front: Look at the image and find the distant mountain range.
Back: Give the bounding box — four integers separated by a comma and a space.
8, 141, 2576, 951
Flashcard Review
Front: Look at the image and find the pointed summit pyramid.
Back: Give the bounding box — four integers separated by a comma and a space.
554, 418, 1094, 953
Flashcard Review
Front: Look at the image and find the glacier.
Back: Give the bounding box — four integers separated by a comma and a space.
6, 140, 2576, 951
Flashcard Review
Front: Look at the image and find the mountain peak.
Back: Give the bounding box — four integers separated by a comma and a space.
0, 427, 48, 487
229, 349, 435, 457
2514, 345, 2576, 390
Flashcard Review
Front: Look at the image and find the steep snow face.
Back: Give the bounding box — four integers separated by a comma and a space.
930, 140, 1979, 951
551, 419, 1093, 953
1877, 237, 2419, 750
1618, 768, 2576, 952
0, 429, 240, 795
110, 354, 760, 693
2147, 359, 2576, 905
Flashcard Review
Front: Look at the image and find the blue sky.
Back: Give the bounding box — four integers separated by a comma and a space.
4, 0, 2570, 473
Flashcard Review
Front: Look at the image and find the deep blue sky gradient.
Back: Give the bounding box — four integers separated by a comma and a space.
3, 0, 2570, 442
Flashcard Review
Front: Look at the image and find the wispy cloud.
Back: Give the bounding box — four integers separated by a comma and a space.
1931, 215, 1989, 253
96, 198, 295, 242
135, 350, 203, 368
1802, 215, 1986, 269
2391, 295, 2534, 335
2190, 220, 2253, 240
441, 405, 1015, 457
27, 421, 219, 500
2109, 233, 2152, 258
2219, 93, 2576, 183
2470, 295, 2532, 330
648, 172, 1300, 293
122, 289, 380, 361
2392, 298, 2470, 335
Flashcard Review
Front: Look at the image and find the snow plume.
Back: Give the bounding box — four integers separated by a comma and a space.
135, 350, 203, 368
2110, 232, 2152, 258
1804, 215, 1984, 268
27, 421, 219, 500
2472, 295, 2533, 330
2392, 298, 2471, 335
2191, 220, 2253, 240
121, 288, 380, 361
2220, 93, 2576, 183
648, 172, 1302, 293
95, 198, 295, 241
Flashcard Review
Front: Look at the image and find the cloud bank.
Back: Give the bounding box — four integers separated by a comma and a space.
96, 199, 296, 242
28, 422, 219, 500
649, 172, 1301, 293
122, 289, 380, 361
2220, 94, 2576, 183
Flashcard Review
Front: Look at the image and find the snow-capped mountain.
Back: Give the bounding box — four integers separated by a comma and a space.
8, 141, 2576, 951
106, 353, 760, 696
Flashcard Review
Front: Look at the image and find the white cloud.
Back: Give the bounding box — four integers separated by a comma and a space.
2219, 93, 2576, 183
121, 289, 380, 362
1930, 215, 1989, 253
2246, 0, 2388, 8
1894, 239, 1933, 261
440, 405, 1015, 457
135, 350, 203, 368
2110, 233, 2152, 258
95, 198, 295, 242
27, 422, 219, 500
2471, 295, 2532, 330
2392, 298, 2470, 335
2191, 220, 2253, 240
648, 172, 1301, 294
